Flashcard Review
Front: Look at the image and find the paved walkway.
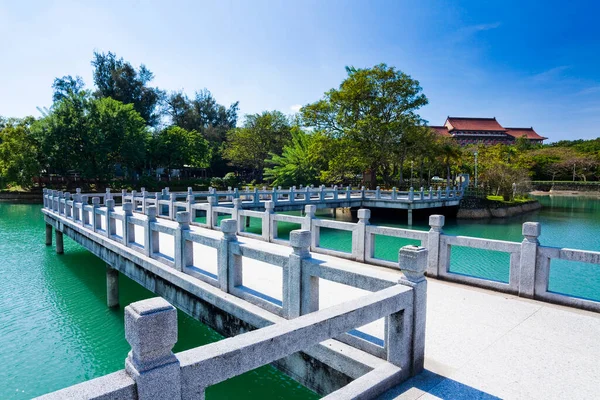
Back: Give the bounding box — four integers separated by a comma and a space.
382, 279, 600, 400
116, 215, 600, 399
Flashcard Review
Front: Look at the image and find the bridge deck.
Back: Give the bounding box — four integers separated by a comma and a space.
127, 220, 599, 399
384, 279, 600, 399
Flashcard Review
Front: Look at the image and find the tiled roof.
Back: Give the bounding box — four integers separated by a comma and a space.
505, 127, 547, 140
429, 125, 451, 137
446, 117, 506, 132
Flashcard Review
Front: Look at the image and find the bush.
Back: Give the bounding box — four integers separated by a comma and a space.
210, 177, 224, 189
223, 172, 238, 188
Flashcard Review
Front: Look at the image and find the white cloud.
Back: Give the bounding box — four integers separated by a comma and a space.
290, 104, 302, 113
532, 66, 570, 82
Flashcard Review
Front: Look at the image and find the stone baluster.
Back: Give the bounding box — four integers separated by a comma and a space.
302, 204, 316, 233
376, 186, 381, 199
207, 192, 217, 228
105, 199, 115, 237
264, 201, 275, 241
233, 187, 239, 200
392, 187, 398, 200
64, 192, 71, 218
271, 187, 277, 204
124, 298, 181, 400
396, 245, 428, 375
80, 195, 89, 226
437, 186, 442, 199
333, 186, 338, 200
221, 219, 239, 293
519, 222, 541, 298
361, 186, 366, 199
105, 188, 111, 201
355, 209, 370, 262
232, 198, 242, 225
426, 215, 445, 277
253, 187, 260, 205
319, 185, 325, 201
122, 202, 134, 246
420, 187, 425, 200
346, 186, 351, 200
408, 187, 414, 202
121, 189, 127, 205
140, 189, 147, 215
169, 193, 177, 220
445, 186, 450, 198
187, 193, 195, 217
287, 230, 312, 318
175, 211, 191, 272
145, 206, 157, 257
290, 186, 295, 203
429, 186, 433, 200
58, 191, 64, 215
92, 197, 101, 232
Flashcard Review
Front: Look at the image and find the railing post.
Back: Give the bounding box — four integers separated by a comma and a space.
429, 186, 433, 200
80, 195, 89, 226
445, 186, 450, 198
169, 193, 177, 220
361, 186, 366, 200
64, 192, 71, 218
207, 192, 217, 228
519, 222, 541, 298
264, 201, 274, 241
290, 186, 295, 203
187, 193, 195, 220
346, 186, 351, 200
58, 191, 64, 215
376, 186, 381, 199
420, 187, 425, 200
106, 199, 115, 237
253, 187, 260, 205
145, 206, 157, 257
131, 190, 137, 211
272, 187, 278, 204
333, 186, 338, 200
408, 187, 414, 202
105, 188, 111, 201
175, 211, 191, 272
92, 197, 101, 232
302, 204, 316, 232
123, 202, 133, 246
220, 219, 238, 292
141, 190, 148, 215
319, 185, 325, 201
286, 230, 311, 319
355, 208, 370, 262
121, 189, 127, 205
232, 198, 242, 223
392, 187, 397, 200
396, 245, 428, 376
125, 298, 181, 400
437, 187, 442, 199
427, 215, 445, 277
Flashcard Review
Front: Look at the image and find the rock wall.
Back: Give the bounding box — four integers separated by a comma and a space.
457, 199, 541, 219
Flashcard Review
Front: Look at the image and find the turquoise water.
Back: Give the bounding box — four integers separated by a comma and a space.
239, 196, 600, 302
0, 203, 319, 399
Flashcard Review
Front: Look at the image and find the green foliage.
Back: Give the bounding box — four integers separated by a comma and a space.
264, 127, 323, 186
301, 63, 428, 187
223, 172, 238, 187
223, 111, 291, 179
0, 120, 40, 188
150, 126, 210, 173
52, 75, 85, 102
33, 92, 149, 180
92, 51, 163, 126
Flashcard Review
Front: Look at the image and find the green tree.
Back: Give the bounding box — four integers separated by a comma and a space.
264, 127, 322, 186
0, 120, 40, 188
92, 51, 163, 126
165, 89, 239, 175
301, 64, 428, 188
223, 111, 291, 180
52, 75, 85, 102
151, 126, 210, 178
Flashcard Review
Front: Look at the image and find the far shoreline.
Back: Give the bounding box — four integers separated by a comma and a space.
530, 190, 600, 197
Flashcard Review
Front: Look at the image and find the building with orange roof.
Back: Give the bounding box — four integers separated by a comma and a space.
430, 117, 547, 146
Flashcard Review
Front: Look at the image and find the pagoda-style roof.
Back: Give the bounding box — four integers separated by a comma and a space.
429, 125, 451, 137
505, 127, 547, 140
445, 117, 506, 132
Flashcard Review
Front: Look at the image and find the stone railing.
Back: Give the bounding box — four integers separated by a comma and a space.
43, 188, 600, 313
41, 190, 430, 398
39, 258, 421, 400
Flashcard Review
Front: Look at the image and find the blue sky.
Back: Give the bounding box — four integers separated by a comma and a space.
1, 0, 599, 141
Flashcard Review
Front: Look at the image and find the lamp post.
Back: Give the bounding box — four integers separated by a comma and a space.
474, 152, 478, 188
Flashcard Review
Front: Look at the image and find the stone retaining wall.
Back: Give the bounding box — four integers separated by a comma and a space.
457, 200, 541, 219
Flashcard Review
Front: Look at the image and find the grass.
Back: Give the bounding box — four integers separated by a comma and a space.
486, 195, 531, 204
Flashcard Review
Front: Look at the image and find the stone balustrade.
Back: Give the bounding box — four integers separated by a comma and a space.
42, 188, 600, 313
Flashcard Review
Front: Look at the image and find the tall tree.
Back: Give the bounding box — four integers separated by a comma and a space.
91, 51, 163, 126
223, 111, 291, 180
150, 126, 210, 179
0, 119, 40, 188
52, 75, 85, 102
301, 64, 428, 188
